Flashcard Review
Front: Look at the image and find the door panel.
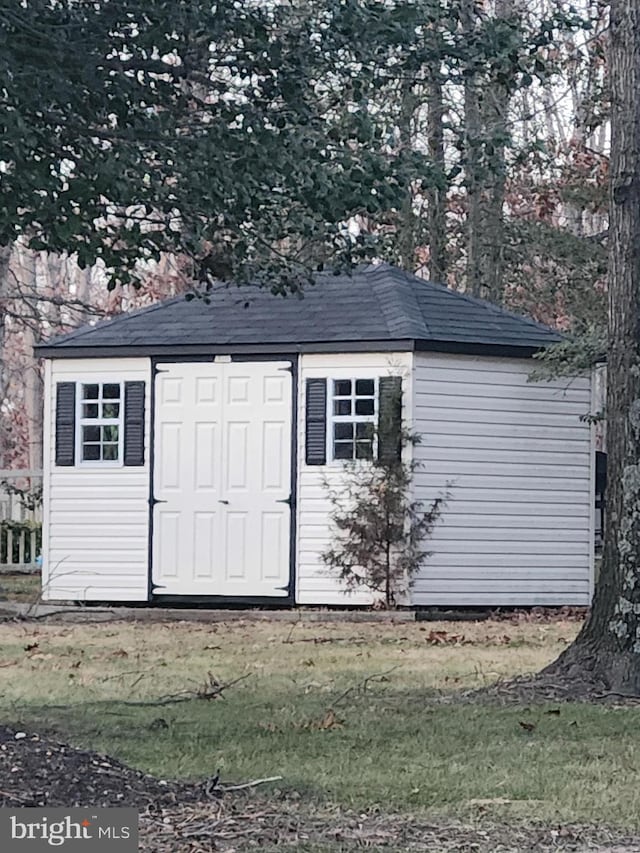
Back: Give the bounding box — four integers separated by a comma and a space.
152, 361, 292, 596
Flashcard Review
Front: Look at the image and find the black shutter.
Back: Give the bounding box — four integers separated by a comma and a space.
305, 378, 327, 465
55, 382, 76, 466
124, 381, 146, 466
378, 376, 402, 463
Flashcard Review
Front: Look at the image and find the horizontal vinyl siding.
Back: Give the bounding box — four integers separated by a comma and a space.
411, 352, 593, 606
296, 352, 412, 605
43, 357, 151, 601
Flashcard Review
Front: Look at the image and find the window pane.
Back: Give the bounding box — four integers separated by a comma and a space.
103, 384, 120, 399
333, 380, 351, 397
356, 422, 375, 439
103, 444, 119, 461
102, 402, 120, 418
102, 425, 119, 443
83, 384, 99, 400
356, 441, 373, 460
82, 403, 99, 419
82, 425, 100, 442
334, 422, 353, 440
355, 399, 374, 416
83, 444, 100, 461
334, 442, 353, 460
333, 399, 352, 416
355, 379, 375, 396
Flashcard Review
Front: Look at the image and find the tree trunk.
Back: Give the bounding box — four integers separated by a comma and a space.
461, 0, 483, 297
478, 0, 510, 303
426, 67, 447, 283
398, 79, 417, 271
545, 0, 640, 693
0, 244, 12, 468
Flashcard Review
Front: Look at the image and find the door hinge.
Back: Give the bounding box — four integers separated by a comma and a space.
276, 495, 293, 506
278, 364, 293, 373
276, 583, 291, 592
149, 496, 167, 507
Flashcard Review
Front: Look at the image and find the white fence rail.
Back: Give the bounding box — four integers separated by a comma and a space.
0, 469, 42, 573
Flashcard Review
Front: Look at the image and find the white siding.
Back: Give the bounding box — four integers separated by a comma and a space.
43, 358, 151, 601
296, 352, 412, 605
411, 352, 593, 606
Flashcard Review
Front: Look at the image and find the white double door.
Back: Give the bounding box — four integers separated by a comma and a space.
152, 361, 292, 596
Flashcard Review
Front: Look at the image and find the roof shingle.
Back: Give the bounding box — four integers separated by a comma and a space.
36, 264, 563, 356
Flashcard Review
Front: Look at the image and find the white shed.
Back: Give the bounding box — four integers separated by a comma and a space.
35, 265, 594, 607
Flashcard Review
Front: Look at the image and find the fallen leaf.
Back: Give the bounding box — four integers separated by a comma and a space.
317, 709, 343, 730
426, 630, 466, 646
298, 709, 344, 731
111, 649, 129, 658
519, 721, 536, 732
24, 643, 39, 652
545, 708, 561, 716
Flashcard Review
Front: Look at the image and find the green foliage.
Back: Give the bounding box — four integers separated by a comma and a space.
530, 325, 606, 380
0, 0, 438, 289
322, 424, 446, 608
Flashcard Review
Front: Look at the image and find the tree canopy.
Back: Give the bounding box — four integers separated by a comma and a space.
1, 0, 430, 289
0, 0, 587, 293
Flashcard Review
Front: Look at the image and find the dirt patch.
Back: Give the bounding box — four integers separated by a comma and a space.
0, 726, 204, 808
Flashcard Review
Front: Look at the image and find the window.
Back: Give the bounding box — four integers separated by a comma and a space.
331, 378, 376, 460
78, 382, 122, 463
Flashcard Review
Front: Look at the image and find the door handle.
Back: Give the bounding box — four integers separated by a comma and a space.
218, 499, 229, 505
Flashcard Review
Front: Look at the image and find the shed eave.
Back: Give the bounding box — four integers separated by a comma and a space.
413, 338, 557, 358
34, 338, 418, 359
34, 337, 558, 360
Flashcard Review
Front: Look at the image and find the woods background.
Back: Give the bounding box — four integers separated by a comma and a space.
0, 0, 609, 472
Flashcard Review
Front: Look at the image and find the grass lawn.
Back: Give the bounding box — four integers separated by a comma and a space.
0, 616, 638, 830
0, 572, 41, 602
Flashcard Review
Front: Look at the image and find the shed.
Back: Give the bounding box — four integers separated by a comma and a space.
35, 264, 594, 606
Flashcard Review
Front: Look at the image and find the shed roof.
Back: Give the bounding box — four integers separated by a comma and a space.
36, 264, 563, 358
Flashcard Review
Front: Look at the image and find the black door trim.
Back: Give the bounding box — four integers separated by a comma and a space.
148, 354, 298, 604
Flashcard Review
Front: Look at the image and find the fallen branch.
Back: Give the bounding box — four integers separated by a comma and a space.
220, 776, 283, 792
333, 665, 401, 706
282, 635, 368, 645
121, 673, 252, 707
0, 789, 31, 803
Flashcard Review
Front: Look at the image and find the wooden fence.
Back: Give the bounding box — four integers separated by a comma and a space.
0, 469, 42, 573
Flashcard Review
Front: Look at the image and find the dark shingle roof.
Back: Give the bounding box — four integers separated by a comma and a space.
36, 264, 563, 357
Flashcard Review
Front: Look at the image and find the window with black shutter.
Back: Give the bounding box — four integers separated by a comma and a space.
54, 379, 145, 466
